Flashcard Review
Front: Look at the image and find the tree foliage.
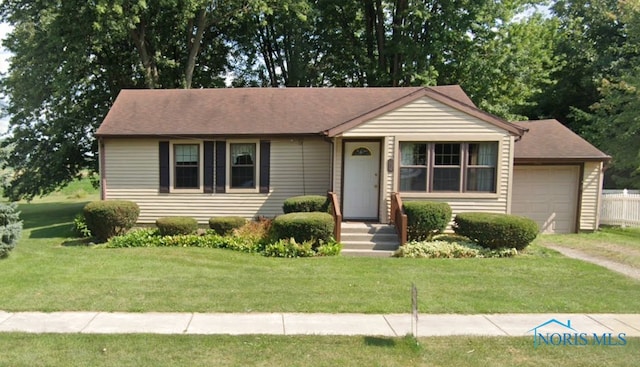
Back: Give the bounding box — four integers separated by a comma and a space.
581, 0, 640, 188
0, 202, 22, 258
0, 0, 239, 200
2, 0, 637, 197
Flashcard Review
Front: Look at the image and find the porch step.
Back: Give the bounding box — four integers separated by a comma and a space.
340, 222, 401, 256
340, 249, 396, 257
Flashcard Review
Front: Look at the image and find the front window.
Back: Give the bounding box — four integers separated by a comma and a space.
399, 142, 497, 193
400, 142, 428, 191
433, 143, 461, 191
174, 144, 199, 189
230, 143, 256, 188
466, 142, 497, 192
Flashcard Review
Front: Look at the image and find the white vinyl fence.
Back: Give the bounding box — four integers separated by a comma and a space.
600, 189, 640, 227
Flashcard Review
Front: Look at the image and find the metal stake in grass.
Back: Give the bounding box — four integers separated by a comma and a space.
411, 282, 418, 338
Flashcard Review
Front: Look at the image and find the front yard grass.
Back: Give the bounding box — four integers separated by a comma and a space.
536, 226, 640, 269
1, 194, 639, 313
1, 334, 638, 367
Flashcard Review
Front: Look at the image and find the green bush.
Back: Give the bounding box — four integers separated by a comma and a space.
83, 200, 140, 242
393, 240, 518, 258
315, 239, 343, 256
106, 229, 161, 248
0, 203, 23, 258
403, 201, 452, 241
73, 214, 92, 238
453, 212, 538, 250
263, 238, 315, 258
208, 216, 247, 235
156, 217, 198, 236
270, 212, 334, 245
106, 225, 342, 257
282, 195, 330, 213
393, 240, 480, 258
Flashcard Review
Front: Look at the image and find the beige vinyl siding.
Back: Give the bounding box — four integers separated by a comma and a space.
580, 161, 604, 231
343, 97, 508, 137
103, 137, 331, 223
332, 97, 515, 223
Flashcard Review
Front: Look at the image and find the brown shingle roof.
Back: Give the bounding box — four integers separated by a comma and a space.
514, 119, 610, 161
96, 86, 524, 137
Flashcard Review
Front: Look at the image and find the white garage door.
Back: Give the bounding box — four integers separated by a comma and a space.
512, 166, 580, 234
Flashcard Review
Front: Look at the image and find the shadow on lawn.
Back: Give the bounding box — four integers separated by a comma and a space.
364, 337, 397, 347
19, 201, 88, 230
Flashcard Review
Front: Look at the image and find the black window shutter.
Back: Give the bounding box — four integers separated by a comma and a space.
215, 141, 226, 193
259, 140, 271, 193
204, 141, 214, 193
159, 141, 170, 193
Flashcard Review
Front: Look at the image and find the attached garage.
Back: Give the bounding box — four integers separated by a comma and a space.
512, 120, 610, 233
512, 165, 580, 233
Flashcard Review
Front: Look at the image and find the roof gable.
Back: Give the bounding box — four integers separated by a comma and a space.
96, 86, 525, 137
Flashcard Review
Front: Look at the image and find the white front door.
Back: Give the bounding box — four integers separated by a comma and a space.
343, 141, 380, 220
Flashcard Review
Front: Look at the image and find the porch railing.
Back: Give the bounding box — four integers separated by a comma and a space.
390, 192, 407, 246
328, 191, 342, 242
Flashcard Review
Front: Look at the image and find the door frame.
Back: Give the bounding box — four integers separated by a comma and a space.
340, 139, 383, 221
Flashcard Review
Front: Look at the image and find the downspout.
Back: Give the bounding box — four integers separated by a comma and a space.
99, 139, 107, 200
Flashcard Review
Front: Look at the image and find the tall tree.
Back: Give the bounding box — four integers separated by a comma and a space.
531, 0, 627, 128
0, 0, 241, 200
0, 0, 569, 199
449, 14, 562, 120
581, 0, 640, 188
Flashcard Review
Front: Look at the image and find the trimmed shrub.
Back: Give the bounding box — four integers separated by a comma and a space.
270, 212, 334, 245
156, 217, 198, 236
83, 200, 139, 242
403, 201, 452, 241
0, 203, 23, 258
453, 212, 538, 250
208, 216, 247, 235
282, 195, 330, 213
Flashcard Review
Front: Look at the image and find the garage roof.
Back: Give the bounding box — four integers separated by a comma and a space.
514, 119, 610, 162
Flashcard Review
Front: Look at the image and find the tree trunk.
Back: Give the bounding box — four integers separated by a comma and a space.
184, 8, 208, 89
391, 0, 408, 86
130, 22, 160, 89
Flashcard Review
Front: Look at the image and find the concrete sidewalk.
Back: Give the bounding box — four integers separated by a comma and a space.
1, 311, 639, 337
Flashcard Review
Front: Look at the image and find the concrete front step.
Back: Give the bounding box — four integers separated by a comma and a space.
341, 249, 395, 257
340, 222, 401, 255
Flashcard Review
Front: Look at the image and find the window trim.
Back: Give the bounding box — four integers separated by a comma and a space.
397, 141, 500, 196
226, 139, 261, 193
169, 140, 204, 193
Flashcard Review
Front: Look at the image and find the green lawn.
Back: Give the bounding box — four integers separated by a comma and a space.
536, 226, 640, 268
1, 192, 639, 313
0, 334, 637, 367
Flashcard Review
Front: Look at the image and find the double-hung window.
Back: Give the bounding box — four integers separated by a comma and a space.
399, 142, 498, 193
174, 144, 200, 189
159, 140, 270, 194
229, 142, 257, 190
